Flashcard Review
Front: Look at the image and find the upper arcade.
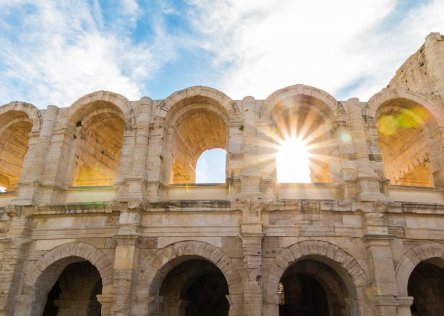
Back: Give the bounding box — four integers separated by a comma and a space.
1, 32, 443, 207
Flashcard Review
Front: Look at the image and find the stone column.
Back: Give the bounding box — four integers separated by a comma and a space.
13, 105, 59, 205
241, 221, 264, 316
256, 120, 276, 201
362, 202, 400, 316
346, 98, 385, 201
227, 119, 243, 200
334, 118, 356, 200
239, 97, 261, 198
0, 206, 32, 315
146, 119, 166, 201
36, 125, 74, 205
396, 296, 414, 316
117, 98, 152, 202
97, 291, 114, 316
112, 202, 142, 315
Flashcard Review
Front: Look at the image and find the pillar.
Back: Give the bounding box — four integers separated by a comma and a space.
347, 98, 385, 201
0, 206, 32, 315
13, 105, 58, 205
112, 202, 142, 315
117, 97, 152, 202
362, 202, 400, 316
239, 97, 261, 198
334, 117, 356, 200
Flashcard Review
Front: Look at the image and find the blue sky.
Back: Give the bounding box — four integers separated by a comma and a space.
1, 0, 443, 108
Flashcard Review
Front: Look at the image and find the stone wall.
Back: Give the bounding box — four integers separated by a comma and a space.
0, 33, 444, 316
388, 32, 444, 100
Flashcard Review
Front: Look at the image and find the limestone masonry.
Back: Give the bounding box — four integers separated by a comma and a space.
1, 33, 444, 316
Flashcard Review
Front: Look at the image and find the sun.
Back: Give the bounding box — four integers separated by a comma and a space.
276, 137, 311, 183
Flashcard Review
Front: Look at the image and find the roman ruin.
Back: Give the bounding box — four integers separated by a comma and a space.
1, 32, 444, 316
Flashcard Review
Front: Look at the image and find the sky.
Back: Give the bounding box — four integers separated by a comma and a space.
0, 0, 443, 109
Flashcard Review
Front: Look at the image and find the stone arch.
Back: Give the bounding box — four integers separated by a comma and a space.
160, 87, 236, 184
24, 242, 114, 289
366, 88, 444, 123
264, 85, 342, 184
0, 101, 42, 132
367, 88, 444, 187
143, 240, 243, 315
395, 243, 444, 296
159, 86, 240, 121
0, 103, 40, 191
263, 84, 342, 121
55, 92, 128, 187
265, 240, 367, 305
15, 242, 114, 316
59, 90, 133, 128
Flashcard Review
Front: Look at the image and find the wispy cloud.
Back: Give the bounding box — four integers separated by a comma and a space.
183, 0, 444, 100
0, 1, 177, 107
0, 0, 443, 107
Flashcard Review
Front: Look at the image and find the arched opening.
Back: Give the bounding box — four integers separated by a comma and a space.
196, 148, 227, 183
271, 95, 335, 183
0, 110, 32, 192
408, 259, 444, 316
376, 99, 438, 187
279, 259, 354, 316
31, 258, 102, 316
166, 97, 228, 184
157, 259, 229, 316
68, 102, 124, 187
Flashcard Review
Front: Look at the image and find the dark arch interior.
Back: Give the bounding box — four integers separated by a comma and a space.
43, 261, 102, 316
280, 274, 329, 316
279, 259, 351, 316
408, 261, 444, 316
159, 259, 229, 316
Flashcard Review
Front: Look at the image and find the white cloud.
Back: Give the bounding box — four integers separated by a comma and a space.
0, 1, 176, 107
185, 0, 444, 101
1, 0, 443, 107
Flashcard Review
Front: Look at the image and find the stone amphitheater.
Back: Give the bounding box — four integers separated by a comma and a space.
1, 32, 444, 316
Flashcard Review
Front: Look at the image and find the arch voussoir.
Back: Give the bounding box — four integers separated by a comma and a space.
26, 242, 114, 288
266, 240, 368, 295
146, 241, 243, 299
396, 243, 444, 296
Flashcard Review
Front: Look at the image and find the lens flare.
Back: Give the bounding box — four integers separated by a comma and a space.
378, 106, 430, 136
276, 137, 311, 183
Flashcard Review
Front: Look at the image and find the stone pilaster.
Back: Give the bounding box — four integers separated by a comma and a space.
334, 118, 356, 200
347, 98, 385, 201
239, 97, 261, 198
112, 202, 143, 315
146, 120, 165, 201
362, 202, 399, 316
237, 96, 265, 315
96, 292, 113, 316
117, 97, 152, 202
241, 223, 264, 316
13, 105, 59, 205
0, 206, 32, 316
395, 296, 414, 316
36, 126, 73, 205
